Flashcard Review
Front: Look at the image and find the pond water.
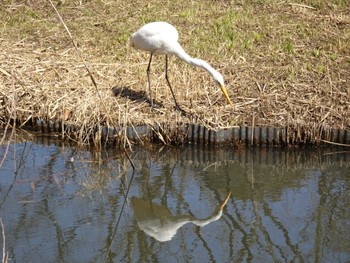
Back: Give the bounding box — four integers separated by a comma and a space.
0, 133, 350, 262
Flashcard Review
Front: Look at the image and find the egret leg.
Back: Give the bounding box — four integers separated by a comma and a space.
147, 53, 154, 108
165, 55, 184, 112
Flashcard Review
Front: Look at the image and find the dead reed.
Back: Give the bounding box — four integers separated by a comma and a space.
1, 218, 8, 263
0, 0, 349, 146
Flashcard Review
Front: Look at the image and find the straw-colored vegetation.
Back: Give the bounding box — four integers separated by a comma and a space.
0, 0, 349, 145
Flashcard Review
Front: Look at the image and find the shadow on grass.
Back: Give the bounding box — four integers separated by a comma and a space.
112, 86, 190, 116
112, 86, 164, 109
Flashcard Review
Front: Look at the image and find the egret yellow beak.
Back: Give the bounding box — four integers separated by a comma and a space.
220, 85, 234, 108
219, 191, 232, 211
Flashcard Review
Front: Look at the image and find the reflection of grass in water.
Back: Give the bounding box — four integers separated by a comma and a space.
74, 153, 130, 197
0, 0, 349, 145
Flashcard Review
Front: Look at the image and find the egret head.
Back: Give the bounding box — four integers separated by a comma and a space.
212, 70, 234, 108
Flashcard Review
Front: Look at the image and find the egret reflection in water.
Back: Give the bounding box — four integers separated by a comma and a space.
1, 131, 350, 262
131, 192, 231, 242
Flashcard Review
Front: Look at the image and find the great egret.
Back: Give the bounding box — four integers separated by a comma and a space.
130, 21, 234, 111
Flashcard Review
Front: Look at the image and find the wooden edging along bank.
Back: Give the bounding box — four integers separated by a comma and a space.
20, 118, 350, 147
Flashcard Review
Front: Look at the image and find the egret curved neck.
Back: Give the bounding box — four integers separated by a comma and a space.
170, 43, 219, 79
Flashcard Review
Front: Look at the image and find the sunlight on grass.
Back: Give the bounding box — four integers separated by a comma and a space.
0, 0, 349, 144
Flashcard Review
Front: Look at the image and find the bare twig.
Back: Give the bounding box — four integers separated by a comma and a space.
47, 0, 113, 146
0, 70, 17, 167
123, 148, 135, 170
103, 170, 135, 262
47, 0, 98, 91
288, 3, 317, 10
320, 139, 350, 147
1, 218, 9, 263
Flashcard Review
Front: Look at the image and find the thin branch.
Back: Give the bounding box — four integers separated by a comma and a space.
1, 218, 9, 263
103, 170, 136, 262
47, 0, 112, 146
123, 148, 135, 170
320, 139, 350, 147
47, 0, 98, 90
0, 70, 17, 167
288, 3, 317, 10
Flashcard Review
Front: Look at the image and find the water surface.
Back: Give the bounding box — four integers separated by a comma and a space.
0, 133, 350, 262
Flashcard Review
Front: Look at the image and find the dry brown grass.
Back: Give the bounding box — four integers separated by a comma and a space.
0, 0, 349, 145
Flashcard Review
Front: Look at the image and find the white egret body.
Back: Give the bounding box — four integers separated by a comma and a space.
130, 21, 233, 111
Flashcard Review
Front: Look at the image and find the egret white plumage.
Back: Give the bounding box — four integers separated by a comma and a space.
130, 21, 234, 111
